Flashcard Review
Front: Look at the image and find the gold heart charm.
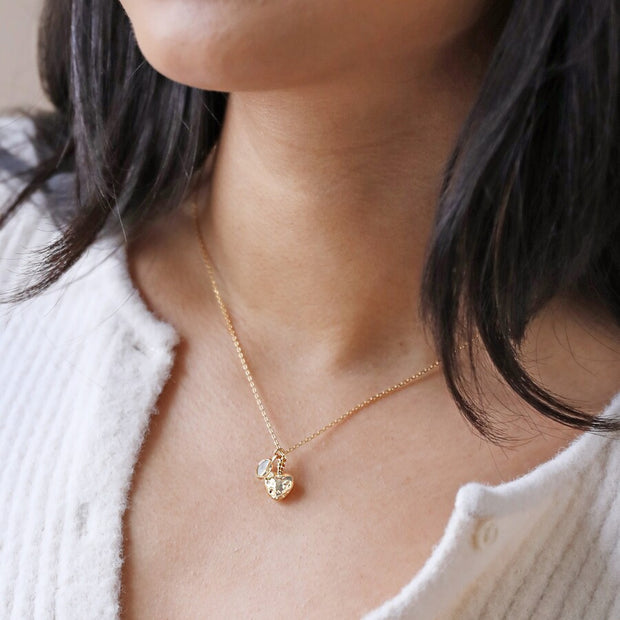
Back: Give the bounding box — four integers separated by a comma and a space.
264, 474, 294, 500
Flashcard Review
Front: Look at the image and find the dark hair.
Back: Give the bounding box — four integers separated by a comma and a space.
2, 0, 619, 443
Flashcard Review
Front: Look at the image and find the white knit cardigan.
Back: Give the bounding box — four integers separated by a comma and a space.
2, 115, 620, 620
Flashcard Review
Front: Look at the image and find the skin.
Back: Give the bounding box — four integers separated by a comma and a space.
117, 0, 620, 617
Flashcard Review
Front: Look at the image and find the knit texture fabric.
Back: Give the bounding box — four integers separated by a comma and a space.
1, 115, 620, 619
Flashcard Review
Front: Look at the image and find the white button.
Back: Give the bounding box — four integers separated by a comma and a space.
472, 518, 499, 550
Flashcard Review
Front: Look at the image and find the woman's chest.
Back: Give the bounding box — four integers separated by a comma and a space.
117, 433, 458, 617
116, 350, 470, 619
119, 471, 444, 619
115, 327, 584, 619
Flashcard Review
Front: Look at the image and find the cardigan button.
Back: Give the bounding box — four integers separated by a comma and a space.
471, 518, 499, 550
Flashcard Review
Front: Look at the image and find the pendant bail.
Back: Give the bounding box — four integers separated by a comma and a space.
273, 447, 286, 475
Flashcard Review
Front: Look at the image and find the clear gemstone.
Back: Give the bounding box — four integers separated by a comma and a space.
256, 458, 272, 478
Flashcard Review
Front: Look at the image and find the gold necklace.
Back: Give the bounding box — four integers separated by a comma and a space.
191, 199, 446, 501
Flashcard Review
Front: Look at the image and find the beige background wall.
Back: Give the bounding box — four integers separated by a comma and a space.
0, 0, 46, 110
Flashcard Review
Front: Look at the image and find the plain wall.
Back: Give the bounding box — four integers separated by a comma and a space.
0, 0, 46, 110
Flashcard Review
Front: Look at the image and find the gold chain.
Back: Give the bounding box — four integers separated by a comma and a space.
191, 199, 448, 459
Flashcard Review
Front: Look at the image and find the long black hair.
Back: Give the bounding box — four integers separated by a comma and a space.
1, 0, 619, 443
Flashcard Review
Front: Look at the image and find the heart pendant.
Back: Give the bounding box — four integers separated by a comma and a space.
264, 474, 294, 501
256, 450, 294, 500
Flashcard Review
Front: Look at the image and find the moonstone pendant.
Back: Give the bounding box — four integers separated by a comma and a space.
256, 458, 273, 478
256, 453, 295, 500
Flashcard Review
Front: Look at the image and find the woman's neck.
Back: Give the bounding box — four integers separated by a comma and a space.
197, 40, 490, 372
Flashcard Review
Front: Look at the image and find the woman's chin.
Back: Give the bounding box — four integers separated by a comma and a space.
131, 30, 334, 93
118, 0, 312, 91
127, 19, 302, 91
